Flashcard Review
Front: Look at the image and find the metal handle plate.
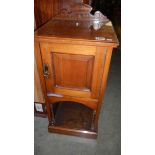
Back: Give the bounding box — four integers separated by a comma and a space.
43, 64, 50, 78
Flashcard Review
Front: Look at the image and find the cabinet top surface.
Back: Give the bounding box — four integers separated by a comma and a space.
35, 19, 119, 46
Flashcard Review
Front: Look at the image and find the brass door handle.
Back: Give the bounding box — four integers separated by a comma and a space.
43, 64, 50, 78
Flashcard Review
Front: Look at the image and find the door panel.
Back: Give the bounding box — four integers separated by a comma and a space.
52, 53, 94, 91
40, 42, 107, 99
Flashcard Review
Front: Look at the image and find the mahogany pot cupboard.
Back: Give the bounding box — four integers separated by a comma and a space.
34, 2, 118, 138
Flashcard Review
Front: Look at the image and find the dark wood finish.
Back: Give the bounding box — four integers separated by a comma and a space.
34, 2, 118, 138
35, 20, 118, 45
54, 2, 109, 26
48, 126, 97, 139
54, 102, 93, 130
34, 0, 90, 29
34, 0, 61, 28
83, 0, 90, 4
48, 101, 97, 139
60, 0, 90, 9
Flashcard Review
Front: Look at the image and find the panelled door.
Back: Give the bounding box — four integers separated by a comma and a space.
40, 42, 107, 99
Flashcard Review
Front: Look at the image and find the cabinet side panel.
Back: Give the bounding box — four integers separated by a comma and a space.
34, 57, 45, 103
94, 47, 113, 129
91, 47, 107, 98
34, 41, 47, 102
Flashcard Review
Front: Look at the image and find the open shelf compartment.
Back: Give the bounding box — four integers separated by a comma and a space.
48, 101, 97, 139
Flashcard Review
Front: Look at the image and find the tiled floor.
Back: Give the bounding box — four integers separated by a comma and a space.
34, 50, 121, 155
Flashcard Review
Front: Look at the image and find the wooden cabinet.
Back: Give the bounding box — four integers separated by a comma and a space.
34, 2, 118, 138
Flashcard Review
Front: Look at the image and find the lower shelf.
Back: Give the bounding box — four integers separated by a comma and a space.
49, 102, 97, 139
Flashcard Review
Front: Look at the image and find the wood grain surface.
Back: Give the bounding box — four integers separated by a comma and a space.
34, 1, 119, 138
